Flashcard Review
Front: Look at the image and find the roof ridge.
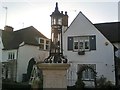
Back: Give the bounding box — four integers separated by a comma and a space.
94, 22, 120, 25
14, 26, 34, 32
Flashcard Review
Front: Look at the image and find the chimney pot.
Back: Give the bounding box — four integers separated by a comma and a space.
61, 11, 63, 14
4, 25, 14, 32
65, 11, 67, 15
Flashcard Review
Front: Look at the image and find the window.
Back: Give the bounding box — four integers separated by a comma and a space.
82, 69, 94, 80
77, 64, 96, 81
68, 35, 96, 51
58, 18, 62, 25
46, 40, 49, 44
81, 64, 96, 80
73, 36, 90, 51
39, 44, 44, 50
40, 39, 44, 44
46, 40, 50, 50
39, 39, 44, 50
8, 52, 15, 60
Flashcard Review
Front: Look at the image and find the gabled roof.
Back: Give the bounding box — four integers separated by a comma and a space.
2, 26, 48, 50
94, 22, 120, 43
66, 12, 119, 43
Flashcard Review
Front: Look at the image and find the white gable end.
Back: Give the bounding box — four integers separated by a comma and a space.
65, 12, 112, 44
63, 12, 115, 86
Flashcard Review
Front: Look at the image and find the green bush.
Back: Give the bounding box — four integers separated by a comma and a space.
96, 76, 114, 88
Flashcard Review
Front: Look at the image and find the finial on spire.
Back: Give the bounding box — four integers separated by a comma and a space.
56, 2, 58, 7
55, 2, 59, 11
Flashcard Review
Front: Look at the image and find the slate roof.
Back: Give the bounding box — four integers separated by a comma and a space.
2, 26, 48, 50
94, 22, 120, 43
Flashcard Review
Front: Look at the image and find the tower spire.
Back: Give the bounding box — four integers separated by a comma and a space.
55, 2, 58, 11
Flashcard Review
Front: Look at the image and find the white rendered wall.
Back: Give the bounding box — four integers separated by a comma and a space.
63, 12, 115, 86
17, 45, 49, 82
0, 30, 3, 62
0, 30, 2, 90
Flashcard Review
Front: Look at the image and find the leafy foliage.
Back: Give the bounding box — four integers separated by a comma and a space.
75, 78, 85, 88
96, 75, 114, 88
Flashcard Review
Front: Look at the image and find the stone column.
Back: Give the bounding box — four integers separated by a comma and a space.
37, 63, 70, 89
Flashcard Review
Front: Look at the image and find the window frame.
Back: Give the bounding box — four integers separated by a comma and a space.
8, 52, 15, 60
45, 40, 50, 50
39, 38, 45, 50
82, 69, 94, 81
73, 36, 90, 52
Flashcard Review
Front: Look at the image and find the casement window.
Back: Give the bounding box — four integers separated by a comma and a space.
46, 40, 50, 50
8, 52, 15, 60
82, 68, 95, 80
68, 35, 96, 51
78, 64, 96, 81
73, 36, 89, 51
39, 39, 44, 50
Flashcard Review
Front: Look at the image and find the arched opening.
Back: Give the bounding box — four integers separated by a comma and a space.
76, 64, 97, 88
26, 58, 36, 81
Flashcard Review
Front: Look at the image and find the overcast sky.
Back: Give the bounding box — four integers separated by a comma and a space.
0, 0, 119, 38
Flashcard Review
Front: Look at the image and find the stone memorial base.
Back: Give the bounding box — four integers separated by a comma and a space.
37, 63, 70, 89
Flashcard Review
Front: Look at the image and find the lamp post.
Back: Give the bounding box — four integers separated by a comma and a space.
44, 2, 67, 63
36, 3, 70, 89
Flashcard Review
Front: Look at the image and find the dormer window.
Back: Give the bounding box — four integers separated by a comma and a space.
35, 36, 50, 50
40, 39, 44, 44
39, 38, 44, 50
46, 40, 50, 50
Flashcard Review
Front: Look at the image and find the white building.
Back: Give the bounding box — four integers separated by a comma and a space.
0, 29, 3, 62
94, 22, 120, 86
1, 3, 120, 87
63, 12, 116, 87
0, 29, 3, 90
2, 26, 49, 82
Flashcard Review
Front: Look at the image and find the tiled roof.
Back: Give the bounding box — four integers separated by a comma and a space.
94, 22, 120, 43
2, 26, 48, 50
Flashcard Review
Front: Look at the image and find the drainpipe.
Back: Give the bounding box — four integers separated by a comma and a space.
114, 46, 118, 86
15, 49, 19, 82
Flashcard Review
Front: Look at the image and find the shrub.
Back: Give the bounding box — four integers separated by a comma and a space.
96, 75, 114, 88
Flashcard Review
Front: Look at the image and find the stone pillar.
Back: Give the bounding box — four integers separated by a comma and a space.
37, 63, 70, 89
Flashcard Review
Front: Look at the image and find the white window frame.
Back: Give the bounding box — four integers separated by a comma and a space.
82, 69, 94, 80
39, 38, 45, 50
73, 36, 90, 51
8, 52, 15, 60
45, 40, 50, 50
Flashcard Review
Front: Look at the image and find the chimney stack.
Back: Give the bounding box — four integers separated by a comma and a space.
4, 25, 14, 32
62, 11, 68, 27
